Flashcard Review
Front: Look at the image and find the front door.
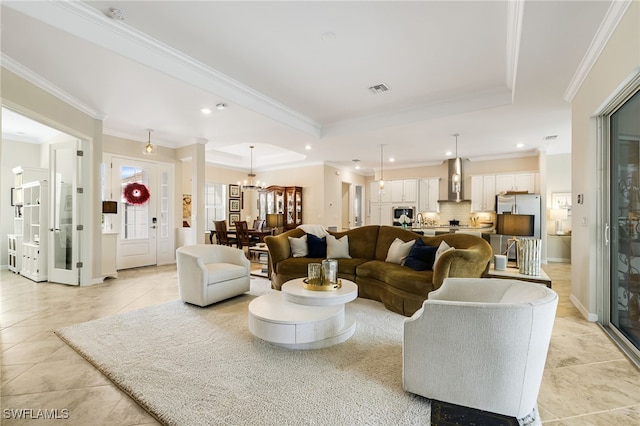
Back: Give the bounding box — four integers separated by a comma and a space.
112, 158, 158, 269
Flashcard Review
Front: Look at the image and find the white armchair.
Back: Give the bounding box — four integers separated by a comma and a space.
403, 278, 558, 419
176, 244, 250, 307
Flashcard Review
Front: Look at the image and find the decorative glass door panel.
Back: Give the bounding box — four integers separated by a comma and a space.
609, 88, 640, 361
286, 187, 294, 227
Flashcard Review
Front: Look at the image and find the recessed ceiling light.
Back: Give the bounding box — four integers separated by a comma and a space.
305, 145, 312, 150
445, 151, 453, 156
389, 157, 395, 162
200, 107, 212, 115
516, 143, 525, 148
216, 103, 227, 110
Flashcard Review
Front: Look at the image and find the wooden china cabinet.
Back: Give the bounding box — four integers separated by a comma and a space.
258, 185, 302, 230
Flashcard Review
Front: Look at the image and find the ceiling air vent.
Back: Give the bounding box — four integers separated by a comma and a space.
368, 83, 389, 94
544, 135, 558, 141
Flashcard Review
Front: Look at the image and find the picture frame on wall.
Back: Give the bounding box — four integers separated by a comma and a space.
229, 213, 240, 226
551, 192, 572, 215
229, 199, 240, 212
229, 184, 240, 198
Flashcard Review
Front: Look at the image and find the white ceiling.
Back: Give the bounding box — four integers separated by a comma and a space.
0, 1, 622, 174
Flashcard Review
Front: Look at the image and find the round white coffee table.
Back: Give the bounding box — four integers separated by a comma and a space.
248, 278, 358, 350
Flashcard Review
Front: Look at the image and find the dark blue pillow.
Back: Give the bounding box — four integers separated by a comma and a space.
404, 238, 438, 271
306, 234, 327, 258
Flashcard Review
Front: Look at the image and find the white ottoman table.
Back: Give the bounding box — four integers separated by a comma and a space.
248, 278, 358, 349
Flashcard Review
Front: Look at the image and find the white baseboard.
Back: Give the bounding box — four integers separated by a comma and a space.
570, 293, 599, 322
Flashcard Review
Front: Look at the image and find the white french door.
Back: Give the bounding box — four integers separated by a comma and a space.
48, 140, 85, 285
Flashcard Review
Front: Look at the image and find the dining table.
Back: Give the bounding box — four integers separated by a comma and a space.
209, 227, 274, 245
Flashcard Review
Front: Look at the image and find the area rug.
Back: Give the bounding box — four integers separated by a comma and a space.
55, 280, 431, 425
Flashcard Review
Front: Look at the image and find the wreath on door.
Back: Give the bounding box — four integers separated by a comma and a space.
123, 182, 151, 205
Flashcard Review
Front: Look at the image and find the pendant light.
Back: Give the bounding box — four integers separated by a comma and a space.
241, 145, 265, 190
142, 129, 157, 156
452, 133, 462, 202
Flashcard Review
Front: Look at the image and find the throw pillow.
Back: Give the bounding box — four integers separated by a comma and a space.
326, 235, 351, 259
385, 238, 415, 265
288, 235, 308, 258
404, 238, 438, 271
307, 233, 327, 258
434, 240, 455, 266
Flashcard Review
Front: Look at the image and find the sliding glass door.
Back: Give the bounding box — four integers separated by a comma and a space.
605, 81, 640, 366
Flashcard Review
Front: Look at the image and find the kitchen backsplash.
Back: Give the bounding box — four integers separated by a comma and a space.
418, 201, 495, 227
437, 201, 472, 225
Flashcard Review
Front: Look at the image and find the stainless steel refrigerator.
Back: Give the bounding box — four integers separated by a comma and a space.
495, 194, 541, 260
496, 193, 541, 238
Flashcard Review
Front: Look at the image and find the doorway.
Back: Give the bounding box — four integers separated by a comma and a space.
108, 156, 174, 269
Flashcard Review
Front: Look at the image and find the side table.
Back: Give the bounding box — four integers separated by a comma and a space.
484, 266, 552, 288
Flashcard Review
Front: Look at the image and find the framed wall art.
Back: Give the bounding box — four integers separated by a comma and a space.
229, 198, 240, 212
551, 192, 572, 215
229, 184, 240, 198
229, 213, 240, 226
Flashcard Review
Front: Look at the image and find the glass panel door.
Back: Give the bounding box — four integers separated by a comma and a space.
48, 140, 79, 285
609, 89, 640, 362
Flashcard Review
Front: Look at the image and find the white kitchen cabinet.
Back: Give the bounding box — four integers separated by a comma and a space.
369, 202, 392, 226
495, 173, 537, 194
391, 179, 417, 203
370, 181, 391, 202
471, 175, 496, 212
418, 178, 440, 212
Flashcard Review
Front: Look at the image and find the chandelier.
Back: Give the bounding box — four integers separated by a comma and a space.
451, 133, 462, 202
142, 129, 157, 156
242, 145, 266, 190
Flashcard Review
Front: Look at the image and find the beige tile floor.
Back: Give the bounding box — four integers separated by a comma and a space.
1, 262, 639, 425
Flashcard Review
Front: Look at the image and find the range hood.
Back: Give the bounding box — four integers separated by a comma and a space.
439, 158, 471, 203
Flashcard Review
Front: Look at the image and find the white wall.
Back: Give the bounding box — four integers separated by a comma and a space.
0, 140, 43, 269
571, 1, 640, 321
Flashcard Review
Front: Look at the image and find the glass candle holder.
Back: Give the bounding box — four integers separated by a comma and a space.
307, 263, 322, 285
321, 259, 338, 284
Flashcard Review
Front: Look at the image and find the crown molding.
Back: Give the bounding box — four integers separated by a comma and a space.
1, 54, 107, 120
506, 0, 524, 100
564, 0, 633, 102
4, 1, 321, 138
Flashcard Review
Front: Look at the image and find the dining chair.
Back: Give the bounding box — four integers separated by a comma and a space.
213, 220, 237, 246
234, 220, 253, 250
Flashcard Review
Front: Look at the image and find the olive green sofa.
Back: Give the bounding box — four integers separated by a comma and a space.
264, 225, 492, 316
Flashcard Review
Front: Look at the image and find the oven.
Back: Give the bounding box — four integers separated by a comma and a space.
392, 206, 416, 226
